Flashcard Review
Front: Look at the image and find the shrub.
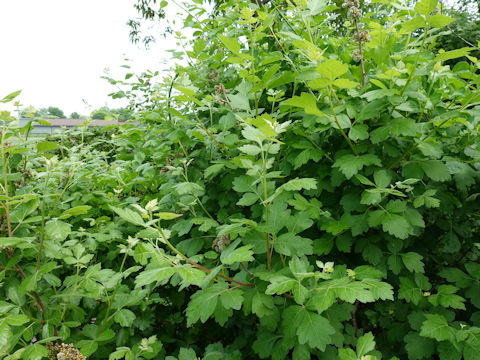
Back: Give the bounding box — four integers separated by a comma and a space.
1, 0, 480, 359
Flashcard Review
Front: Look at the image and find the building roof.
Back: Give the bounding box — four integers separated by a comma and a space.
33, 119, 129, 127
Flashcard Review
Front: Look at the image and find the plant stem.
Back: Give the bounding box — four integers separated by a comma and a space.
193, 112, 231, 156
192, 193, 216, 222
1, 130, 45, 313
328, 88, 359, 156
354, 18, 366, 88
240, 262, 255, 277
260, 145, 272, 271
157, 227, 252, 287
36, 171, 51, 272
60, 265, 81, 323
400, 26, 429, 96
99, 249, 129, 333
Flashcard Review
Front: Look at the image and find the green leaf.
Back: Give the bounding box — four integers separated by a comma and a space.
21, 344, 49, 360
361, 190, 381, 205
321, 219, 349, 236
333, 154, 381, 179
135, 266, 175, 287
309, 77, 332, 89
286, 212, 314, 234
58, 205, 92, 219
333, 78, 359, 89
114, 309, 136, 327
401, 16, 426, 33
220, 239, 254, 265
232, 175, 256, 193
281, 178, 317, 191
5, 314, 30, 326
218, 35, 240, 54
362, 279, 394, 300
266, 275, 308, 304
358, 99, 389, 121
336, 281, 375, 303
268, 180, 318, 206
415, 0, 438, 15
252, 331, 281, 358
355, 174, 375, 186
237, 192, 259, 206
79, 341, 98, 357
401, 252, 425, 273
338, 348, 357, 360
175, 182, 205, 196
283, 92, 324, 117
405, 332, 435, 360
437, 341, 462, 360
308, 283, 337, 313
239, 144, 261, 156
356, 332, 375, 357
421, 160, 451, 182
0, 236, 36, 249
265, 275, 295, 294
1, 90, 21, 103
45, 220, 72, 241
220, 288, 244, 310
205, 164, 225, 179
428, 285, 466, 310
349, 124, 369, 141
317, 59, 348, 81
398, 277, 423, 305
177, 267, 206, 286
109, 347, 131, 360
110, 206, 145, 227
293, 148, 323, 169
179, 348, 197, 360
186, 283, 228, 325
191, 217, 219, 232
274, 233, 313, 257
374, 169, 391, 188
36, 141, 58, 153
428, 14, 454, 27
283, 305, 335, 351
436, 47, 471, 61
404, 208, 426, 227
156, 212, 183, 220
381, 213, 410, 239
420, 314, 455, 342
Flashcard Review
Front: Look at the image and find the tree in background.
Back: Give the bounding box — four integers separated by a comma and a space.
434, 0, 480, 65
46, 106, 66, 118
20, 106, 67, 119
70, 112, 81, 119
90, 106, 133, 121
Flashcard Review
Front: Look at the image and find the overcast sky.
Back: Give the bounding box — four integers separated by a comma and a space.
0, 0, 178, 116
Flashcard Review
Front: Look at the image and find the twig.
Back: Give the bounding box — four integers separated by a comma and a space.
328, 87, 359, 156
241, 262, 255, 277
5, 248, 46, 313
1, 160, 46, 313
351, 300, 359, 337
158, 228, 253, 287
446, 24, 475, 47
354, 18, 366, 88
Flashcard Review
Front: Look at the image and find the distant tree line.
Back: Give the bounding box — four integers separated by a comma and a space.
20, 106, 133, 121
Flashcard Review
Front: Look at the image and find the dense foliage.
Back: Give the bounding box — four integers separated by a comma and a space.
1, 0, 480, 359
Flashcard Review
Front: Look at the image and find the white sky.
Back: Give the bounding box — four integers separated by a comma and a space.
0, 0, 179, 116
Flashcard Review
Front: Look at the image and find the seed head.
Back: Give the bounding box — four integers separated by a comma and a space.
47, 343, 86, 360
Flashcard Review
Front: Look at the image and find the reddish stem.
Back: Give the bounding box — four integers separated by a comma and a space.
3, 203, 46, 313
354, 19, 366, 88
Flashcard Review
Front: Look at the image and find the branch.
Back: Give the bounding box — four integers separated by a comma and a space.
354, 18, 366, 88
351, 300, 359, 337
